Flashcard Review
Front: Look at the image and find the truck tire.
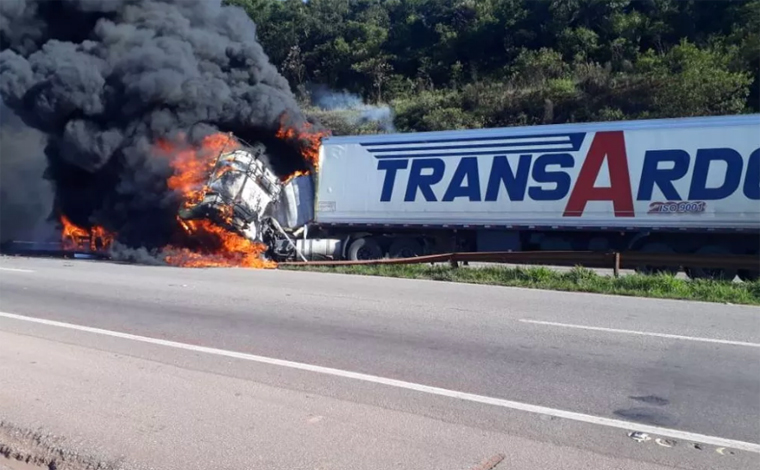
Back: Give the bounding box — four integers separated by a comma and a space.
685, 245, 737, 281
348, 237, 383, 261
634, 242, 679, 276
388, 238, 423, 259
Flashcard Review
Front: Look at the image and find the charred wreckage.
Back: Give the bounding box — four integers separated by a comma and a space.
178, 136, 318, 263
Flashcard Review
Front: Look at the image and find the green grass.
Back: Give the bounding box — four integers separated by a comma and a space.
281, 264, 760, 305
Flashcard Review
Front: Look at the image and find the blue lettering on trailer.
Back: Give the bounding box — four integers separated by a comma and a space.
443, 157, 480, 202
365, 132, 760, 216
372, 132, 586, 204
688, 148, 743, 200
528, 153, 574, 201
637, 149, 690, 200
485, 155, 531, 202
745, 149, 760, 200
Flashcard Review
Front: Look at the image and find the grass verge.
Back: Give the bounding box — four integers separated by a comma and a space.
281, 264, 760, 305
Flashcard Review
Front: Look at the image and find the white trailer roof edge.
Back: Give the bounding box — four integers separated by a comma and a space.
322, 113, 760, 145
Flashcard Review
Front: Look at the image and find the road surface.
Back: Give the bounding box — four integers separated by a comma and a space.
0, 256, 758, 470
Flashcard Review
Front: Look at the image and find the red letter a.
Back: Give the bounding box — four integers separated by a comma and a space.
564, 131, 634, 217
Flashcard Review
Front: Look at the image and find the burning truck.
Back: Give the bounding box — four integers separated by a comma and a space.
167, 130, 319, 264
170, 132, 315, 263
178, 114, 760, 282
3, 2, 755, 277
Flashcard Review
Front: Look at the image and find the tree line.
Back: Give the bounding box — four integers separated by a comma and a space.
226, 0, 759, 134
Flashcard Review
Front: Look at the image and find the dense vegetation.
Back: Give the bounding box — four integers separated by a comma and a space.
227, 0, 759, 134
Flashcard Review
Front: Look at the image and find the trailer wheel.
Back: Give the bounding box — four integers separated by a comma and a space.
348, 237, 383, 261
388, 238, 423, 259
634, 243, 679, 276
685, 245, 737, 281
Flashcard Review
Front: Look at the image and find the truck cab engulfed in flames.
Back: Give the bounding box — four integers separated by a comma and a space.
176, 140, 319, 261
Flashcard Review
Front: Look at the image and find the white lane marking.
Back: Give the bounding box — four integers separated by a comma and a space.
0, 267, 35, 273
519, 319, 760, 349
1, 311, 758, 454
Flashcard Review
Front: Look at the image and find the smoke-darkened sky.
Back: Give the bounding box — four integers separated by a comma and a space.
0, 0, 313, 248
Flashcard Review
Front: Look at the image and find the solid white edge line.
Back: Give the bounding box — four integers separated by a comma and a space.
519, 319, 760, 349
1, 311, 758, 454
0, 267, 35, 273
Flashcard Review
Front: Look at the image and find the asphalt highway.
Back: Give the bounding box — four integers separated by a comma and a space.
0, 256, 758, 470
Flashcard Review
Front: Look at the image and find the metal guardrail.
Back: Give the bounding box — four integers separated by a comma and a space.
279, 250, 760, 277
3, 241, 757, 277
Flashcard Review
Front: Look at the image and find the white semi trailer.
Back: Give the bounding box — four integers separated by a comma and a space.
183, 114, 760, 280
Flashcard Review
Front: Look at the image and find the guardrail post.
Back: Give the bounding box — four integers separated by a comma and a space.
613, 252, 620, 278
448, 231, 459, 269
449, 254, 459, 269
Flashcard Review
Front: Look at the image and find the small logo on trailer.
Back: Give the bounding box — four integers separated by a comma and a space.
647, 201, 706, 214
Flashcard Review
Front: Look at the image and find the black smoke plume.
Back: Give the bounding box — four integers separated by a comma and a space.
0, 99, 55, 243
0, 0, 315, 249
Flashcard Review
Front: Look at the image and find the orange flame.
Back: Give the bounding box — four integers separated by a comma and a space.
90, 225, 115, 251
158, 123, 326, 268
60, 215, 114, 252
60, 215, 89, 251
282, 169, 309, 185
158, 132, 273, 269
59, 122, 324, 268
163, 219, 275, 268
276, 116, 330, 177
160, 133, 241, 210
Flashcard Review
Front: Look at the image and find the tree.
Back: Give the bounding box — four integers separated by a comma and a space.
226, 0, 758, 133
352, 56, 394, 102
638, 40, 752, 117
